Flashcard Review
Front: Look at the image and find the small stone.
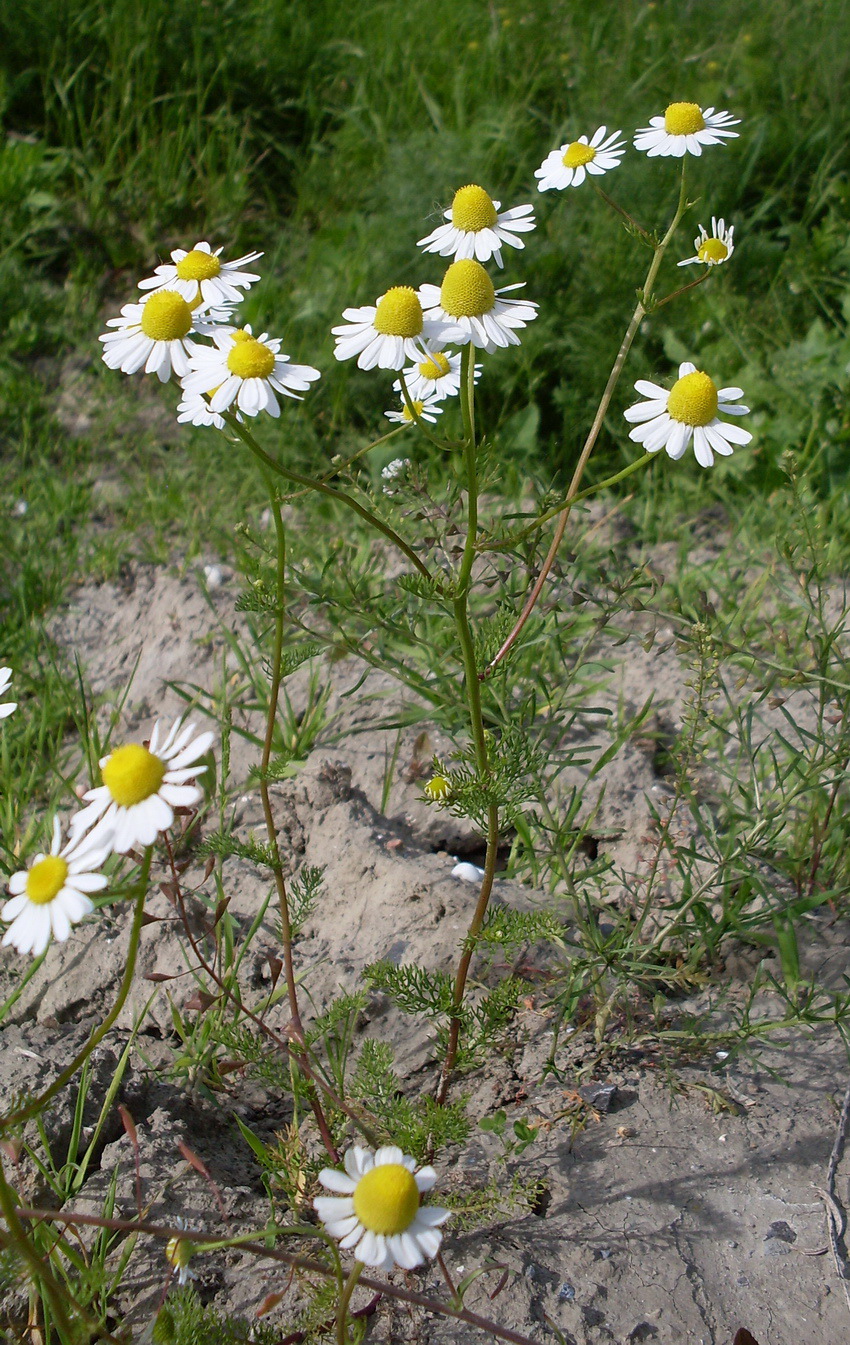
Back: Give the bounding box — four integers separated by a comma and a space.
558, 1283, 575, 1302
765, 1220, 796, 1244
578, 1082, 617, 1113
202, 564, 224, 589
452, 861, 485, 883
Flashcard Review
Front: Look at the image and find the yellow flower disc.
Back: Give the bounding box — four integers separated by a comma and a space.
227, 337, 276, 380
424, 775, 452, 801
102, 744, 166, 807
664, 102, 705, 136
451, 185, 498, 233
667, 371, 718, 427
175, 249, 222, 282
419, 352, 451, 380
231, 328, 253, 344
562, 141, 596, 168
402, 400, 424, 422
439, 259, 496, 318
166, 1237, 193, 1270
373, 287, 423, 337
697, 238, 728, 264
353, 1163, 420, 1235
140, 291, 193, 341
25, 856, 69, 906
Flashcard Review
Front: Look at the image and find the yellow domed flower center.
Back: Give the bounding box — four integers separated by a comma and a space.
451, 185, 498, 233
402, 400, 424, 422
352, 1163, 420, 1235
664, 102, 705, 136
419, 352, 451, 380
165, 1236, 193, 1271
562, 141, 596, 168
102, 744, 166, 807
227, 336, 276, 379
175, 249, 222, 282
373, 287, 423, 338
424, 775, 452, 801
25, 856, 69, 906
140, 291, 193, 342
231, 328, 253, 343
667, 371, 718, 427
440, 259, 496, 319
697, 237, 728, 264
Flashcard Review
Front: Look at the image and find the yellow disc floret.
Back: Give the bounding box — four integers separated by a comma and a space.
165, 1237, 193, 1271
424, 775, 452, 801
175, 249, 222, 282
419, 352, 451, 380
373, 287, 424, 337
353, 1163, 420, 1235
451, 185, 498, 233
402, 400, 424, 423
102, 744, 166, 807
562, 141, 597, 168
667, 371, 719, 427
440, 259, 496, 319
25, 856, 69, 906
697, 237, 729, 264
227, 336, 276, 380
664, 102, 705, 136
140, 291, 193, 342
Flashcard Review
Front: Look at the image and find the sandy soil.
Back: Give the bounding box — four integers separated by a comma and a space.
2, 559, 849, 1345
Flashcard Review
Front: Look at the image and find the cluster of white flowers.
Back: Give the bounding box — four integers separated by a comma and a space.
99, 242, 321, 424
1, 714, 213, 958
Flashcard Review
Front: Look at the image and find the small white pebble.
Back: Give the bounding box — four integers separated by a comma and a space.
203, 564, 224, 590
716, 1050, 729, 1061
13, 500, 27, 516
719, 1135, 727, 1143
452, 862, 485, 883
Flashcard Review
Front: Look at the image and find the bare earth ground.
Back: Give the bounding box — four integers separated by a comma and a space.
2, 560, 850, 1345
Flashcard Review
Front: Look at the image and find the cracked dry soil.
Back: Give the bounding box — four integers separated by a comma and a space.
2, 560, 850, 1345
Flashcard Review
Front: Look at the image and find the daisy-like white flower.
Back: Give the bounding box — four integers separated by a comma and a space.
0, 666, 17, 720
314, 1144, 450, 1271
385, 390, 443, 427
1, 818, 112, 958
138, 241, 263, 309
678, 217, 735, 268
182, 325, 320, 418
624, 362, 751, 469
165, 1217, 197, 1286
419, 259, 538, 353
393, 349, 481, 403
634, 103, 740, 158
417, 184, 535, 268
69, 718, 214, 853
176, 388, 227, 430
381, 458, 409, 482
535, 126, 626, 191
332, 286, 459, 371
99, 291, 199, 383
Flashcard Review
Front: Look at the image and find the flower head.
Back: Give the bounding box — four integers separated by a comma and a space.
393, 348, 480, 403
1, 818, 112, 957
0, 666, 17, 720
314, 1145, 450, 1271
634, 103, 740, 158
99, 291, 200, 383
138, 241, 263, 310
678, 217, 735, 268
176, 389, 227, 430
332, 287, 459, 371
423, 775, 452, 802
418, 260, 538, 353
417, 185, 535, 268
385, 390, 443, 426
624, 362, 751, 468
535, 126, 626, 191
165, 1217, 197, 1286
182, 325, 320, 419
70, 718, 214, 853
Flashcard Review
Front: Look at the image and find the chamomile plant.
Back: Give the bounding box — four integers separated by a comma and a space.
2, 91, 766, 1345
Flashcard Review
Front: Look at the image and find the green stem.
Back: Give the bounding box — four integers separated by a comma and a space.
222, 413, 432, 582
481, 162, 690, 679
500, 452, 656, 545
397, 370, 463, 451
0, 850, 152, 1131
337, 1260, 364, 1345
438, 343, 499, 1102
256, 472, 338, 1162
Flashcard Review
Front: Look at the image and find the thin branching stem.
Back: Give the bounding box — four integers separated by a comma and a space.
482, 161, 691, 678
